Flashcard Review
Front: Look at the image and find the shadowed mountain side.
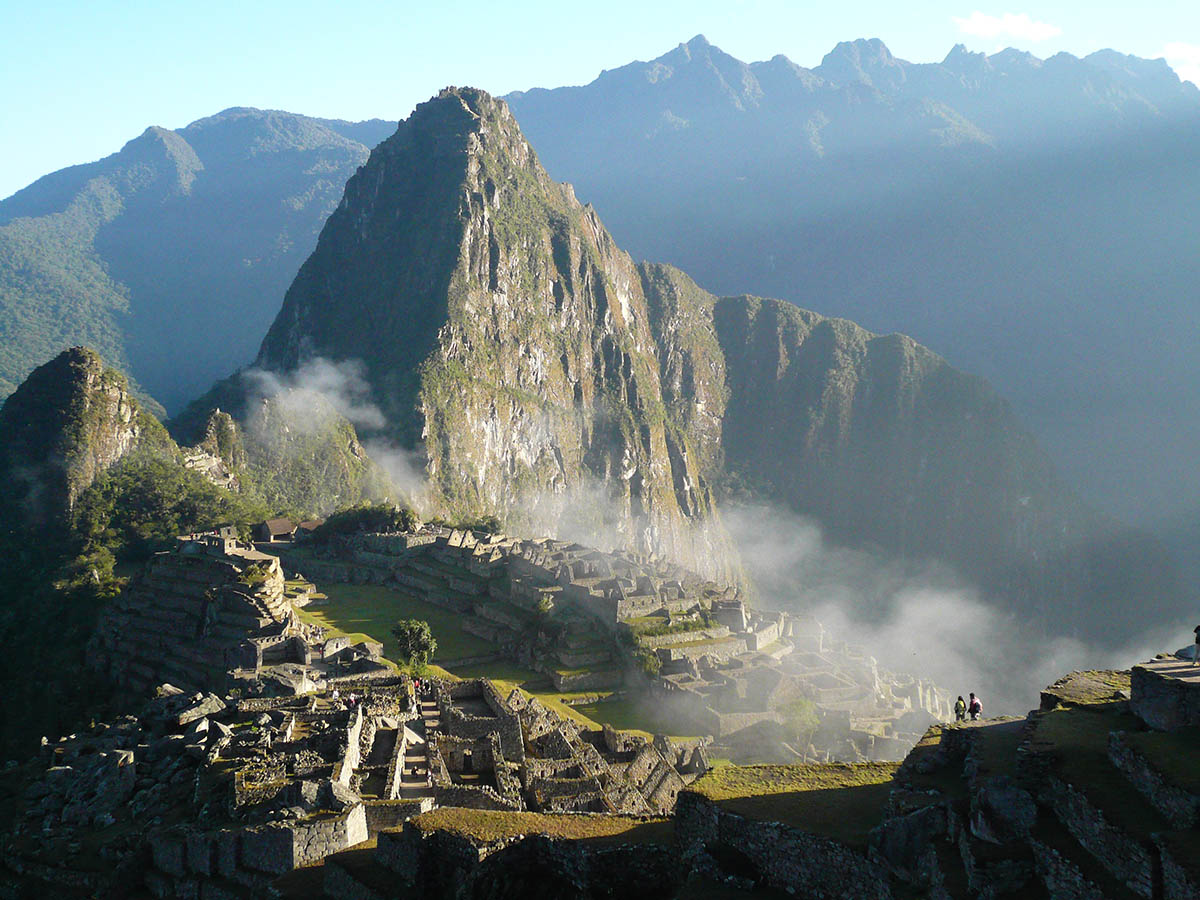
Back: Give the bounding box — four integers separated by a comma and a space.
0, 109, 395, 412
248, 88, 736, 579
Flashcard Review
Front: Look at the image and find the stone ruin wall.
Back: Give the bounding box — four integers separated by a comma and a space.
437, 680, 524, 764
674, 790, 893, 899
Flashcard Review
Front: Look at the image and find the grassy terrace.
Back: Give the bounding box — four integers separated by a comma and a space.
1031, 702, 1168, 839
1040, 669, 1131, 709
687, 763, 899, 847
667, 636, 738, 650
295, 582, 494, 666
293, 581, 706, 739
1124, 725, 1200, 795
571, 696, 704, 740
409, 808, 672, 846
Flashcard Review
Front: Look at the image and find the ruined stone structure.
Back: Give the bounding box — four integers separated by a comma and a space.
2, 670, 708, 897
284, 526, 951, 762
91, 531, 389, 697
6, 660, 1200, 898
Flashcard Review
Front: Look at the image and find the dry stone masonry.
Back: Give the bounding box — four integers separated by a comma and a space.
283, 523, 951, 762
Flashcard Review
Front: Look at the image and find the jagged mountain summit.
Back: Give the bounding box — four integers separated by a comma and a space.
503, 36, 1200, 538
186, 86, 1175, 639
0, 108, 395, 412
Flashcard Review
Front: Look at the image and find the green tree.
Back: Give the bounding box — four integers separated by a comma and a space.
391, 619, 437, 668
74, 450, 267, 560
634, 648, 662, 677
313, 503, 419, 542
780, 697, 820, 748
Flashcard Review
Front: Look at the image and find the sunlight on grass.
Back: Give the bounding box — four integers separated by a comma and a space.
295, 582, 494, 665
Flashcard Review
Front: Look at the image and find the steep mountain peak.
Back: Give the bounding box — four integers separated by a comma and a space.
0, 347, 147, 533
816, 37, 906, 90
118, 125, 203, 191
988, 47, 1042, 70
249, 86, 740, 575
942, 42, 993, 76
1084, 48, 1200, 109
1086, 48, 1176, 80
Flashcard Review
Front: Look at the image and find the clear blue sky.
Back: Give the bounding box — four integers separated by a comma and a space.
2, 0, 1198, 200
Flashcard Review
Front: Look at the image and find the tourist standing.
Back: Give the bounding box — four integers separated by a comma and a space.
954, 696, 967, 722
1193, 624, 1200, 667
968, 693, 982, 721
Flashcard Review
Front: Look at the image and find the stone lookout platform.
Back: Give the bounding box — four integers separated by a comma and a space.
1131, 655, 1200, 731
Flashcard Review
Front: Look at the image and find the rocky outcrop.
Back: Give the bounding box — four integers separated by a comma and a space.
0, 347, 149, 533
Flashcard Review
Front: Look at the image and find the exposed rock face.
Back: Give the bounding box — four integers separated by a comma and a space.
0, 346, 144, 531
257, 88, 735, 577
181, 409, 244, 490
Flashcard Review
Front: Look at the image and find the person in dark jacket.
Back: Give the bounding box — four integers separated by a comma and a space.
954, 696, 967, 721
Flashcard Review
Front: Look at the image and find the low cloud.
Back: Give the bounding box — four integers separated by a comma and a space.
1164, 42, 1200, 86
244, 358, 385, 435
724, 501, 1177, 716
361, 440, 432, 513
953, 11, 1062, 42
243, 357, 430, 509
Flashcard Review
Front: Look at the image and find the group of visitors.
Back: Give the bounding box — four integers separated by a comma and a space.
953, 693, 983, 722
408, 677, 427, 715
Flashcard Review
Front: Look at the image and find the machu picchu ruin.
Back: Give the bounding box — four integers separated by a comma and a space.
8, 634, 1200, 898
269, 522, 952, 764
4, 50, 1200, 900
7, 485, 1196, 899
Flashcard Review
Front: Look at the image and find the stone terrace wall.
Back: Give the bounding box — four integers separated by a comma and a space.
1108, 731, 1200, 826
373, 821, 679, 899
1131, 662, 1200, 731
1154, 835, 1200, 900
438, 680, 524, 763
1044, 776, 1155, 897
335, 705, 365, 786
675, 791, 892, 899
1028, 836, 1113, 900
149, 804, 367, 883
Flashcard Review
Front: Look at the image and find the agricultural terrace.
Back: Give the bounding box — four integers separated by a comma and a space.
687, 762, 900, 847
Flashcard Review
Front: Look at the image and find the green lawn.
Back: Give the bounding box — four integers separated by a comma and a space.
687, 763, 899, 847
411, 808, 672, 846
296, 582, 494, 665
573, 696, 703, 741
296, 583, 703, 739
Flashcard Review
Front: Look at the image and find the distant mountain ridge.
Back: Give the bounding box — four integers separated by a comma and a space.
0, 108, 395, 412
503, 36, 1200, 535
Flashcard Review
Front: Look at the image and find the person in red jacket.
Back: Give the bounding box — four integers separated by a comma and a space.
968, 693, 982, 721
